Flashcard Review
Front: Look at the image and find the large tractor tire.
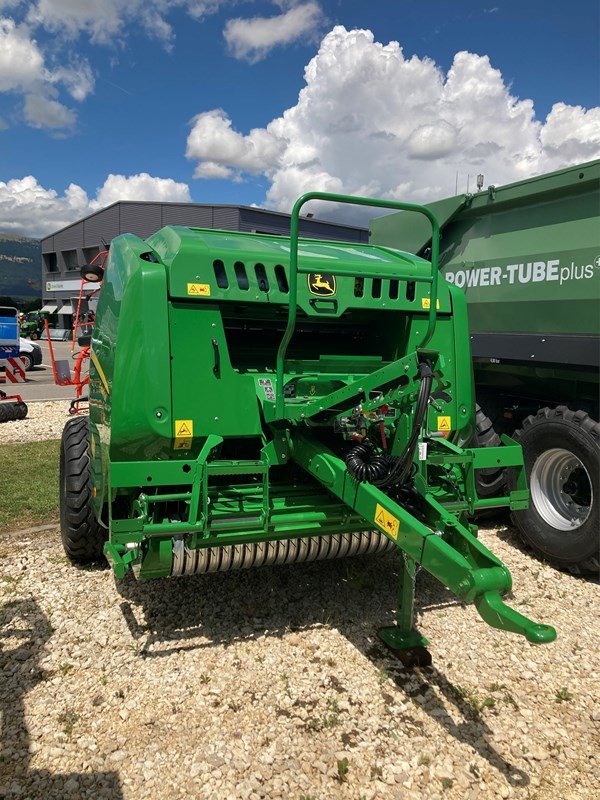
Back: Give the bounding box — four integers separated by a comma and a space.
510, 406, 599, 575
59, 416, 106, 565
472, 403, 507, 500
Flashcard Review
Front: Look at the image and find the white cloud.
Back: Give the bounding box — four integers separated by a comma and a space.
27, 1, 313, 52
1, 3, 308, 131
0, 176, 90, 237
193, 161, 236, 179
186, 108, 285, 176
224, 1, 323, 63
92, 172, 191, 208
50, 61, 95, 102
187, 26, 600, 220
0, 173, 191, 237
28, 0, 140, 44
540, 102, 600, 167
26, 0, 234, 45
0, 16, 44, 91
0, 15, 94, 129
23, 91, 76, 128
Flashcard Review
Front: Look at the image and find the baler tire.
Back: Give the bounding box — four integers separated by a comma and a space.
472, 403, 507, 500
59, 415, 106, 565
509, 406, 600, 575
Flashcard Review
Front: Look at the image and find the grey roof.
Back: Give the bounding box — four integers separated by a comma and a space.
41, 200, 367, 244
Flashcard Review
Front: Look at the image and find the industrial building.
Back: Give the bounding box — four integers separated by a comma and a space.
40, 201, 368, 329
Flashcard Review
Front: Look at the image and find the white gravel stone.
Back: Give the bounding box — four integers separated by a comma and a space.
0, 515, 598, 799
0, 400, 71, 445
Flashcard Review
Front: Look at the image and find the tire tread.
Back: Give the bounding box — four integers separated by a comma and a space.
512, 406, 599, 575
60, 416, 106, 564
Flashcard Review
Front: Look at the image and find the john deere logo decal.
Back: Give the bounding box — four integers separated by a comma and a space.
308, 273, 336, 296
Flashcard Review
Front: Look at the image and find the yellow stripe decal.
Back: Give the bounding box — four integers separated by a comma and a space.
90, 349, 110, 394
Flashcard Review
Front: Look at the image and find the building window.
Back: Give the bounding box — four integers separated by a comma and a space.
83, 246, 100, 265
62, 249, 79, 270
43, 252, 58, 272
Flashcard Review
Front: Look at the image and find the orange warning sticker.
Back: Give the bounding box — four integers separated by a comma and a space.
174, 419, 193, 450
374, 503, 399, 541
437, 416, 451, 431
187, 283, 211, 297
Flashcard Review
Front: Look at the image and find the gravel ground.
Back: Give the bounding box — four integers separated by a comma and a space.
1, 521, 598, 800
0, 401, 70, 445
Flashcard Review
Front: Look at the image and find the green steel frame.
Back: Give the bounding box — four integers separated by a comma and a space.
276, 192, 440, 419
90, 190, 556, 656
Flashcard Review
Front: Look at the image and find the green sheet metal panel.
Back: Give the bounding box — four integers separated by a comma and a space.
370, 160, 600, 338
146, 225, 451, 317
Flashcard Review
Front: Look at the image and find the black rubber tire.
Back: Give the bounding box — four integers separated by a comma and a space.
0, 402, 23, 422
30, 332, 39, 341
509, 406, 600, 575
20, 352, 34, 371
81, 263, 104, 282
59, 416, 106, 564
472, 403, 507, 499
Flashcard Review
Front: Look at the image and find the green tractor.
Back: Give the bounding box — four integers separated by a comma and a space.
58, 192, 556, 662
20, 310, 49, 340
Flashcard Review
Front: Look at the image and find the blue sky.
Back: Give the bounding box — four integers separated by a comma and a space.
0, 1, 598, 235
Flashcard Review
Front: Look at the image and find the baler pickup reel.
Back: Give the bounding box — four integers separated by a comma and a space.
65, 190, 556, 665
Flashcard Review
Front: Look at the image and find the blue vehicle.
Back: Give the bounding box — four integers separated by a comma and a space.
0, 306, 28, 422
0, 306, 19, 360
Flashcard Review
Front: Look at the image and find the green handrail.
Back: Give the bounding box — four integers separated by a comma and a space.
275, 191, 441, 419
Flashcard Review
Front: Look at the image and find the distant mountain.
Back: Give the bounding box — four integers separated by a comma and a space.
0, 233, 41, 302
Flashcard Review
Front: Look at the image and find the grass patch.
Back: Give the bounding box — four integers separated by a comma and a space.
555, 686, 573, 703
0, 439, 60, 532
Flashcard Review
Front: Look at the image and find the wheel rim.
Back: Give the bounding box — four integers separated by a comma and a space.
530, 448, 593, 530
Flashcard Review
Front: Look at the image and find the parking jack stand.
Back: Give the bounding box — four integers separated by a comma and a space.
379, 554, 432, 667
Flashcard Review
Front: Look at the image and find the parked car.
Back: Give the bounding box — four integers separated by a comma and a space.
18, 337, 43, 371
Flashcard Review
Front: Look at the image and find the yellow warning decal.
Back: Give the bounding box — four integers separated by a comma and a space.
374, 503, 399, 541
421, 297, 440, 309
437, 415, 452, 431
174, 419, 193, 450
90, 349, 110, 394
187, 283, 211, 297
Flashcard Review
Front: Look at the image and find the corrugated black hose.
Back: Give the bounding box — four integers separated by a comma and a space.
345, 360, 434, 489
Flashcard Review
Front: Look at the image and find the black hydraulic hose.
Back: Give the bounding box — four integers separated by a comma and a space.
345, 360, 434, 489
381, 359, 434, 487
399, 360, 434, 478
345, 440, 391, 483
